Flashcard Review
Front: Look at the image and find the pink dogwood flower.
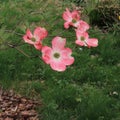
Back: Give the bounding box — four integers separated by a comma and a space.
75, 29, 98, 48
62, 8, 80, 29
23, 27, 48, 50
42, 36, 74, 72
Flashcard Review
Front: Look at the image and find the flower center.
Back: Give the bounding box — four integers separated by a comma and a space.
72, 19, 76, 23
31, 37, 36, 42
53, 52, 60, 59
81, 36, 85, 41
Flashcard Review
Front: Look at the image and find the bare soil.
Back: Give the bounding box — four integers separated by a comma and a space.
0, 87, 41, 120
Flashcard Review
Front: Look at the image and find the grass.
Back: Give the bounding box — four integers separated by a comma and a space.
0, 0, 120, 120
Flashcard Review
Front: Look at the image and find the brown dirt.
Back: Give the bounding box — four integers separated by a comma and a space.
0, 87, 41, 120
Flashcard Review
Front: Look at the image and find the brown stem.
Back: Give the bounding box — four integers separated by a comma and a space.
7, 43, 30, 58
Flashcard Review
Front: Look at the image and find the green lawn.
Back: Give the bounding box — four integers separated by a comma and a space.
0, 0, 120, 120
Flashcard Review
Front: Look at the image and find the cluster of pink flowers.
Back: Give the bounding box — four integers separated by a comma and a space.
62, 8, 98, 48
23, 8, 98, 72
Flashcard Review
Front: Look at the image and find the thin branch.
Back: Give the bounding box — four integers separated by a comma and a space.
0, 42, 26, 51
7, 43, 40, 59
4, 30, 23, 36
0, 42, 42, 59
7, 43, 30, 58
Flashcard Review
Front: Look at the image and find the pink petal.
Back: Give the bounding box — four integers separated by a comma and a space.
64, 22, 70, 29
23, 29, 34, 45
34, 27, 48, 41
62, 8, 72, 21
71, 10, 80, 21
78, 20, 90, 32
42, 46, 52, 64
61, 48, 74, 65
26, 29, 33, 38
34, 42, 42, 50
86, 38, 98, 47
75, 40, 85, 46
23, 35, 34, 45
50, 61, 66, 72
52, 36, 66, 50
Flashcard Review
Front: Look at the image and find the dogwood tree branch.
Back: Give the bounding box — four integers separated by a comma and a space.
7, 43, 30, 58
7, 43, 40, 59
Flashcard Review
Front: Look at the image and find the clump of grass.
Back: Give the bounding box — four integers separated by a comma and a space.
88, 0, 120, 31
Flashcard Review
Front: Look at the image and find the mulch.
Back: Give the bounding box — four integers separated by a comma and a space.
0, 87, 41, 120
